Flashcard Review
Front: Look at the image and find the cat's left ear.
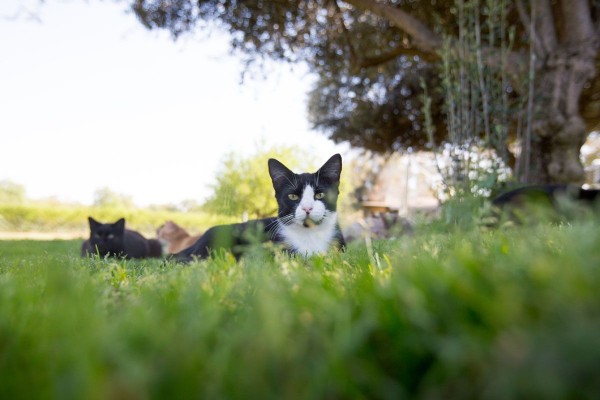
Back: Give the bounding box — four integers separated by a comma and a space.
268, 158, 294, 188
88, 216, 100, 230
317, 154, 342, 184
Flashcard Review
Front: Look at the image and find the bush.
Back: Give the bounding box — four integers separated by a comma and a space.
0, 203, 236, 236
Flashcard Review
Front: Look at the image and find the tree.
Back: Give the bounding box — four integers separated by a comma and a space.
93, 187, 135, 208
131, 0, 600, 184
202, 146, 316, 219
0, 180, 26, 204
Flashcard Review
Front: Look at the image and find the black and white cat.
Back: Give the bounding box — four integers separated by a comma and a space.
174, 154, 346, 262
81, 217, 162, 259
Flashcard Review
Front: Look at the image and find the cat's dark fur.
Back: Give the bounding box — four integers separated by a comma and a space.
491, 184, 600, 223
492, 184, 600, 207
81, 217, 162, 259
174, 154, 346, 262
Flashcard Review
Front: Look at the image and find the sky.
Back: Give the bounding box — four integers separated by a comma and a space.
0, 0, 345, 206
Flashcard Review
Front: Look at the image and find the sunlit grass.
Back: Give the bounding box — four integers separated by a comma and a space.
1, 215, 600, 399
0, 203, 236, 237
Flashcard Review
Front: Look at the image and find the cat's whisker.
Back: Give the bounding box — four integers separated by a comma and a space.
282, 175, 296, 189
278, 214, 296, 226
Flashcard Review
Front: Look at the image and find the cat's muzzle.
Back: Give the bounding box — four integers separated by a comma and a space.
302, 217, 322, 228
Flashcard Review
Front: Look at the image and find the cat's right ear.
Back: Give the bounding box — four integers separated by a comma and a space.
268, 158, 294, 189
114, 218, 126, 233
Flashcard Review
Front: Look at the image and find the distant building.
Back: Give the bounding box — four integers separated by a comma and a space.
361, 152, 440, 216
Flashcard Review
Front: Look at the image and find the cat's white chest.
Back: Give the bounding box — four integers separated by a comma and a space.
280, 212, 338, 255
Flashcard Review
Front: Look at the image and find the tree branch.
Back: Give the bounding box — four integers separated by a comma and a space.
342, 0, 528, 90
334, 0, 359, 66
516, 0, 559, 57
342, 0, 442, 52
560, 0, 595, 43
357, 45, 439, 69
515, 0, 545, 57
535, 0, 558, 54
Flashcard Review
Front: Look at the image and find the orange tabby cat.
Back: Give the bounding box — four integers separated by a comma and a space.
156, 220, 203, 254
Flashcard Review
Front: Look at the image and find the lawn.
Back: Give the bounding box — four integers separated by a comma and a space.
1, 216, 600, 399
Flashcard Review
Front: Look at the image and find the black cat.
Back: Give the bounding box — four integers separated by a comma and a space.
174, 154, 346, 262
491, 184, 600, 223
81, 217, 162, 259
492, 184, 600, 207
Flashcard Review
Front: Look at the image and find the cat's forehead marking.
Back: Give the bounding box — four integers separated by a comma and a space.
300, 185, 315, 204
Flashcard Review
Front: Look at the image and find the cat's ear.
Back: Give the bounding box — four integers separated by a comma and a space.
113, 218, 125, 233
88, 217, 100, 230
317, 154, 342, 184
268, 158, 294, 189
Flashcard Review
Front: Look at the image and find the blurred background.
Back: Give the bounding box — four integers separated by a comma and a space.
1, 0, 599, 237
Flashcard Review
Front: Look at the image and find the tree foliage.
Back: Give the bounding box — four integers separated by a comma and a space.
201, 146, 316, 219
0, 180, 26, 204
93, 187, 135, 209
131, 0, 600, 183
132, 0, 452, 152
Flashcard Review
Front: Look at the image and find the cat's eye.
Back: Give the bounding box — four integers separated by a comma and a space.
315, 192, 325, 200
288, 194, 299, 201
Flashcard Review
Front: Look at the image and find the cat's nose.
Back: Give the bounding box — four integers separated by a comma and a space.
302, 206, 313, 214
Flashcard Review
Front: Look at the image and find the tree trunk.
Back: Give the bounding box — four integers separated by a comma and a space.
518, 40, 598, 184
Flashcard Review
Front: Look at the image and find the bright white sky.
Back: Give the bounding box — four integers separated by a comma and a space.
0, 0, 344, 206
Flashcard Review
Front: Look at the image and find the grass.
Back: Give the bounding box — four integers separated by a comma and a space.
1, 214, 600, 399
